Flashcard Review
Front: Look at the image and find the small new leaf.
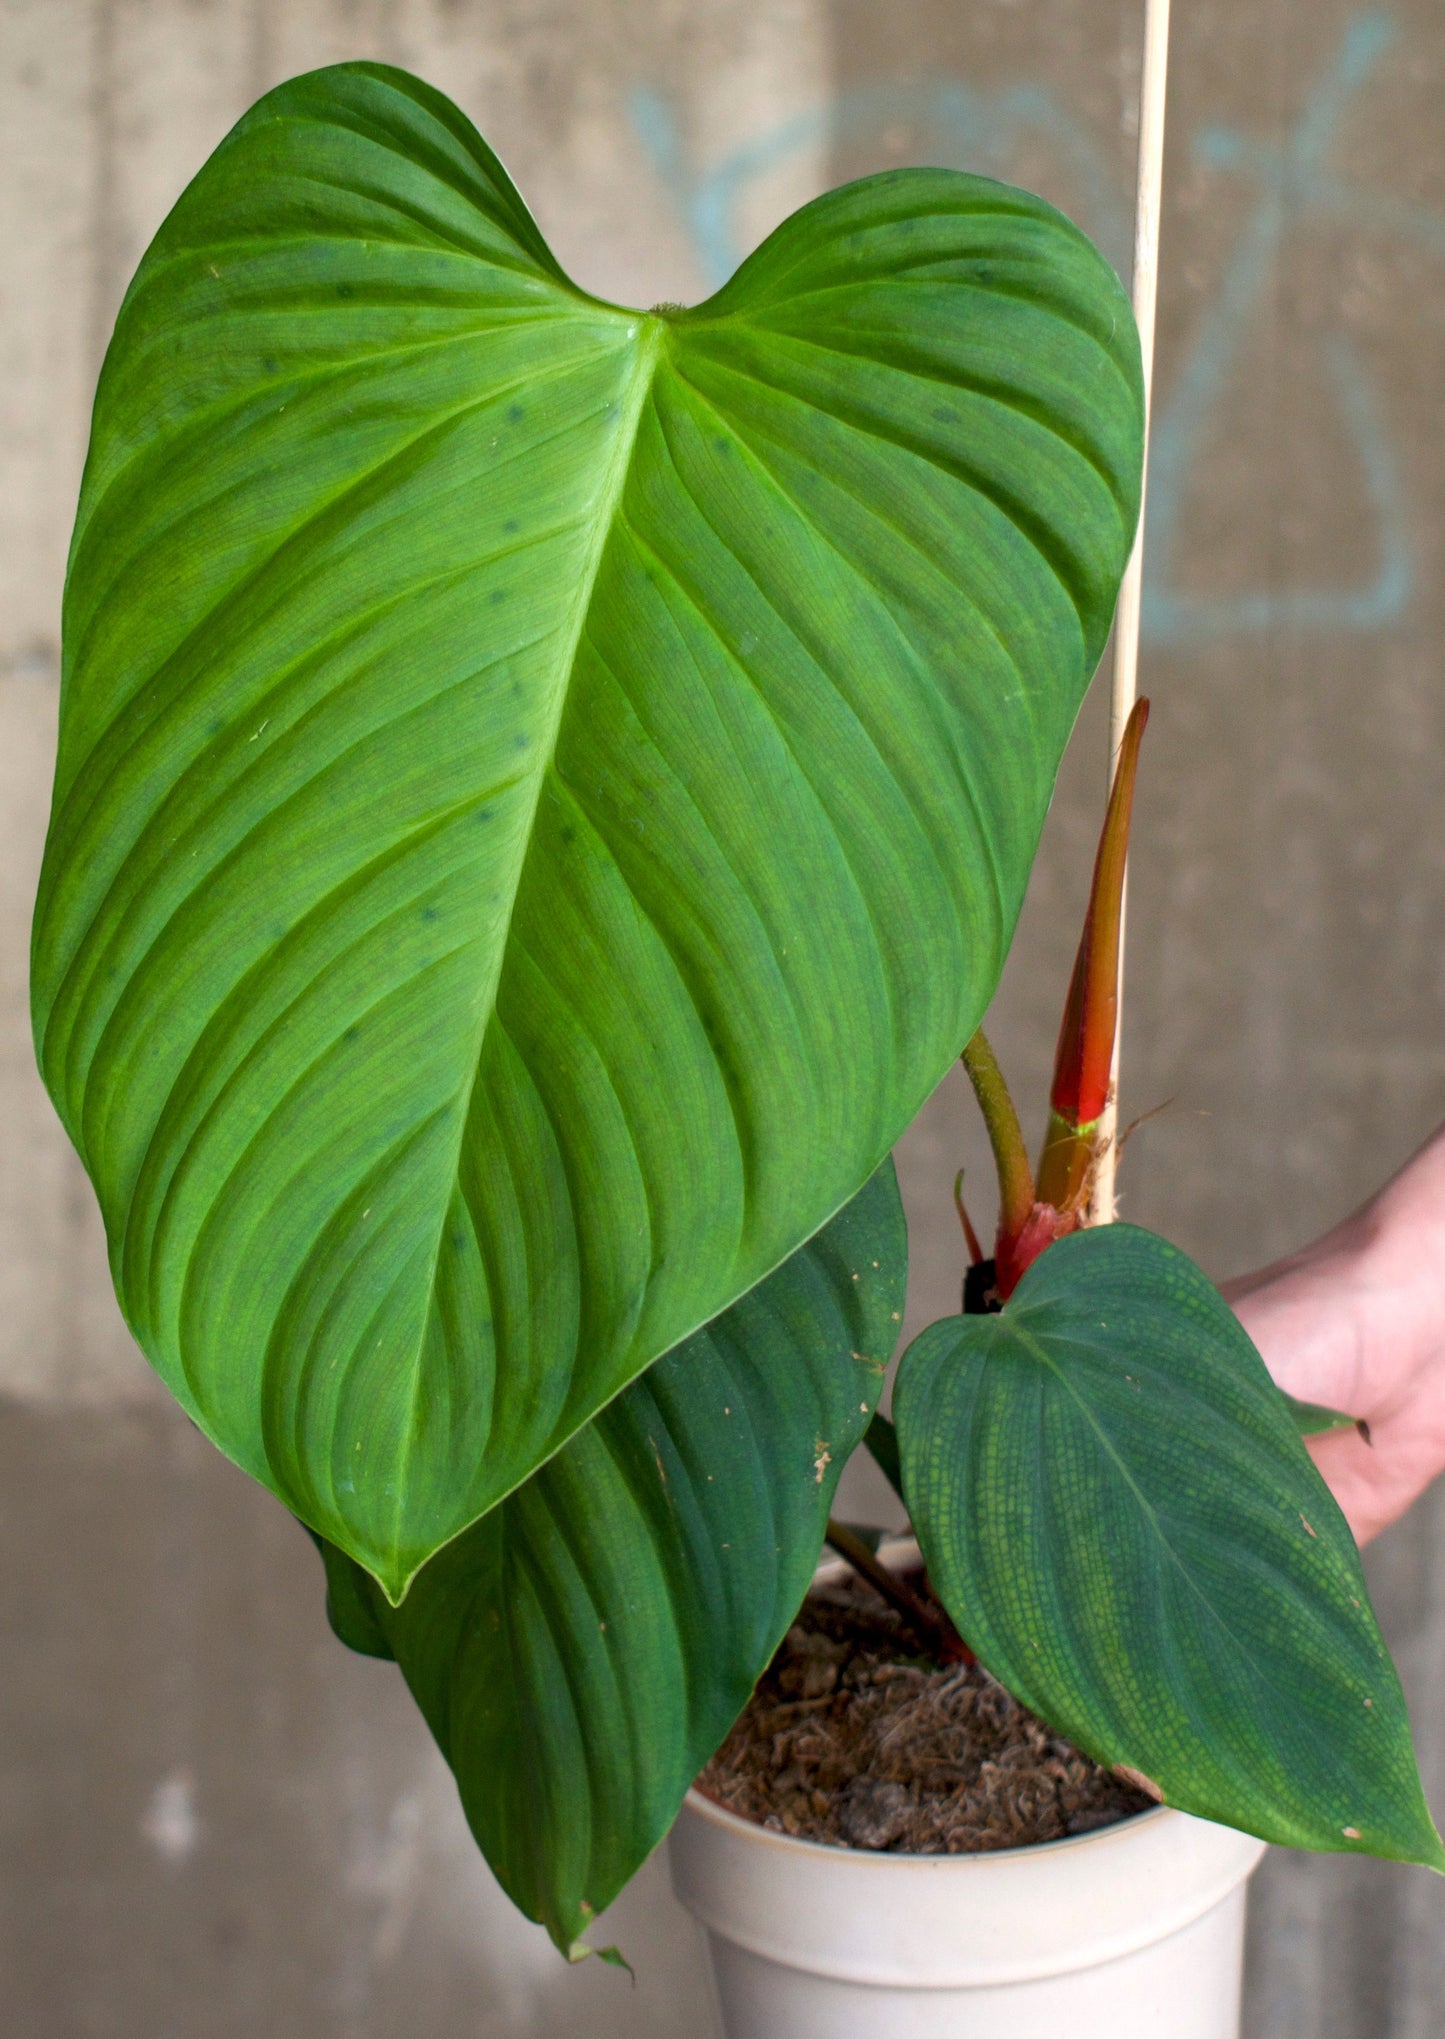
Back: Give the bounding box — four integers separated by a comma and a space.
895, 1224, 1442, 1867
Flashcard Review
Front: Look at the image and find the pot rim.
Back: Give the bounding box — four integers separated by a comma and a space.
671, 1787, 1265, 1987
681, 1776, 1176, 1868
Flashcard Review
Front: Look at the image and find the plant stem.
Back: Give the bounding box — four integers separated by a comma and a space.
824, 1520, 973, 1665
960, 1029, 1035, 1243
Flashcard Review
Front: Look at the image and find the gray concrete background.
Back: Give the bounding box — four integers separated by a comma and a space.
2, 0, 1443, 2032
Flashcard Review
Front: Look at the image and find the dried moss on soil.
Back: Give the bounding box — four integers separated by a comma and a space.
699, 1565, 1152, 1853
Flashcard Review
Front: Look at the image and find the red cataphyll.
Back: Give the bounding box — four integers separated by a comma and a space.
959, 699, 1149, 1306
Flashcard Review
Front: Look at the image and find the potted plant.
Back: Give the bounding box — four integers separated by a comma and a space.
663, 697, 1405, 2037
30, 56, 1438, 2033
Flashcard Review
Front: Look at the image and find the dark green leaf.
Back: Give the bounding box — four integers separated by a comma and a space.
32, 63, 1141, 1594
1283, 1391, 1366, 1439
863, 1409, 905, 1502
895, 1223, 1442, 1866
321, 1162, 906, 1953
312, 1530, 395, 1661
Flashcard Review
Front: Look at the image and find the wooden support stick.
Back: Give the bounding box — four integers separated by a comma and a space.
1091, 0, 1172, 1225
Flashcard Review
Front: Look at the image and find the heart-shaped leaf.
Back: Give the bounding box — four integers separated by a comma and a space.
895, 1224, 1442, 1865
319, 1161, 906, 1953
32, 62, 1141, 1594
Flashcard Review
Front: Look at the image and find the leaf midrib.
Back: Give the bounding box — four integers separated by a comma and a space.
388, 311, 664, 1598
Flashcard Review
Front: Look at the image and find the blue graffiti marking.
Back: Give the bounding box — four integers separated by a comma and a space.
632, 11, 1444, 649
630, 79, 1129, 289
1144, 11, 1413, 645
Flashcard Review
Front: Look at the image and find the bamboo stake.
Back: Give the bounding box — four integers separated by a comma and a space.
1090, 0, 1171, 1224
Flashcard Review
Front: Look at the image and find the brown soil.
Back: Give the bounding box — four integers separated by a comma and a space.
699, 1562, 1153, 1854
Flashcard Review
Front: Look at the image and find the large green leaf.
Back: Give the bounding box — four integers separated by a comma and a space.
895, 1224, 1442, 1865
320, 1162, 906, 1953
31, 62, 1142, 1595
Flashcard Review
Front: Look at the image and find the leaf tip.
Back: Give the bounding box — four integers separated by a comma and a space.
1113, 1763, 1164, 1803
372, 1552, 422, 1609
566, 1937, 634, 1978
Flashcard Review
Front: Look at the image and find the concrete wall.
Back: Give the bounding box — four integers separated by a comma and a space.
3, 1, 1443, 2031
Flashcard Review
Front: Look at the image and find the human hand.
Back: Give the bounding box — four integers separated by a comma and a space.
1223, 1123, 1445, 1546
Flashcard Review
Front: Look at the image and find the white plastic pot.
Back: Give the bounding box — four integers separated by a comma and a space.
668, 1546, 1267, 2038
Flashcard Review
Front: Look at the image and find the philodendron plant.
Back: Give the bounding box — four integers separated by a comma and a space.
31, 62, 1438, 1962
